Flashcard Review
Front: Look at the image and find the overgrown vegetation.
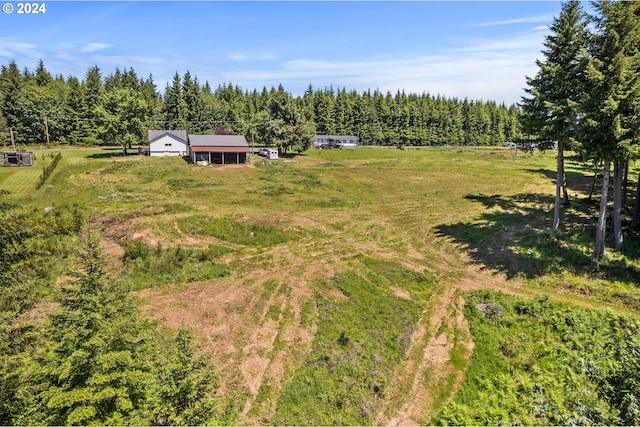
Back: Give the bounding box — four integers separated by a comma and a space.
1, 144, 640, 425
0, 192, 233, 425
435, 291, 640, 426
122, 240, 231, 290
175, 214, 296, 247
273, 257, 435, 425
36, 151, 62, 189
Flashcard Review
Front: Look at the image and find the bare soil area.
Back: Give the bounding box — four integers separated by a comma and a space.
130, 208, 534, 425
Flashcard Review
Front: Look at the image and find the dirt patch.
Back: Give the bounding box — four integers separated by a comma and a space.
321, 288, 349, 302
136, 211, 528, 426
100, 237, 125, 261
391, 286, 411, 300
14, 300, 58, 327
130, 230, 159, 248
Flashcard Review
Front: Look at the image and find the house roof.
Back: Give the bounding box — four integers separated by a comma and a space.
148, 130, 188, 144
189, 134, 249, 148
190, 146, 249, 153
314, 134, 359, 140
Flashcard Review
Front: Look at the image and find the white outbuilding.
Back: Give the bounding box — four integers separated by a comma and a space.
148, 130, 188, 157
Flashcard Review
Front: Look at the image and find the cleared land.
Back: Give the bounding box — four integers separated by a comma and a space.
4, 146, 640, 424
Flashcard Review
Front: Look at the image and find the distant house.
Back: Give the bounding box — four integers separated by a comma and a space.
148, 130, 188, 157
313, 135, 359, 149
189, 134, 250, 165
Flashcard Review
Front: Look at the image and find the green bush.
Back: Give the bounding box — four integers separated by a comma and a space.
434, 291, 640, 426
176, 215, 295, 247
36, 152, 62, 189
122, 240, 231, 290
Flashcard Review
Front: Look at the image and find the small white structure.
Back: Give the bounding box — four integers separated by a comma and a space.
266, 148, 278, 160
148, 130, 188, 157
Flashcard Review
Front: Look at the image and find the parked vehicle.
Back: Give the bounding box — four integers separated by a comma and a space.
257, 148, 278, 160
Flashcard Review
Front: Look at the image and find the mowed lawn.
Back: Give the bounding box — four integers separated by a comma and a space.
0, 148, 94, 197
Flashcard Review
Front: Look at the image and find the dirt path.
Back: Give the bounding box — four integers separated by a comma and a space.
132, 212, 561, 425
375, 240, 531, 425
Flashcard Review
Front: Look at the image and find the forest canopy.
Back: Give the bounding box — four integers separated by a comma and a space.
0, 60, 522, 150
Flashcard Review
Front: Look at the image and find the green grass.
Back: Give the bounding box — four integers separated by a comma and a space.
3, 145, 640, 424
122, 240, 231, 290
272, 256, 435, 425
434, 290, 640, 426
174, 214, 297, 247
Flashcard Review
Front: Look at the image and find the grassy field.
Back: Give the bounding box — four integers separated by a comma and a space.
4, 145, 640, 425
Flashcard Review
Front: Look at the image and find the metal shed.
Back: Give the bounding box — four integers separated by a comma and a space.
2, 151, 34, 166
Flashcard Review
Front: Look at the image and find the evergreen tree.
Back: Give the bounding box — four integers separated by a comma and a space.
140, 74, 162, 129
520, 0, 588, 239
0, 61, 24, 141
582, 0, 640, 265
64, 76, 90, 145
35, 59, 52, 87
104, 67, 123, 92
182, 71, 204, 132
84, 66, 103, 143
7, 238, 225, 426
163, 72, 188, 130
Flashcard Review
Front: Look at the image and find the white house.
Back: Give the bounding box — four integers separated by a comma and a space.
148, 130, 188, 157
313, 135, 359, 149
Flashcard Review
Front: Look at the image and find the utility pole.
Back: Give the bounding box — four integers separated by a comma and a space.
44, 117, 50, 148
10, 128, 15, 151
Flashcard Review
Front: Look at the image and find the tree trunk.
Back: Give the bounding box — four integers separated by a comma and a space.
613, 158, 624, 252
591, 160, 610, 271
551, 141, 564, 239
623, 159, 629, 207
633, 172, 640, 227
562, 172, 570, 206
588, 168, 599, 202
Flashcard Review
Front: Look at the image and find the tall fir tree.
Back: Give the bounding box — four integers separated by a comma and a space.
0, 61, 24, 141
163, 72, 188, 130
582, 0, 640, 265
520, 0, 588, 239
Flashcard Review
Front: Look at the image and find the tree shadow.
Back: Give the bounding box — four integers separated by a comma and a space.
436, 192, 594, 279
437, 192, 640, 282
526, 167, 598, 196
86, 147, 146, 159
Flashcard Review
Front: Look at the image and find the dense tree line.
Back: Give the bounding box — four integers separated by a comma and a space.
520, 0, 640, 268
0, 60, 521, 152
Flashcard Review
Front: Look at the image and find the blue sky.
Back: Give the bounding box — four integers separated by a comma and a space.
1, 1, 568, 104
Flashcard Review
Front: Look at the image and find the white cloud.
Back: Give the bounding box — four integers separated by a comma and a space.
0, 39, 39, 58
81, 43, 111, 53
229, 52, 277, 61
214, 25, 548, 105
471, 14, 554, 27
